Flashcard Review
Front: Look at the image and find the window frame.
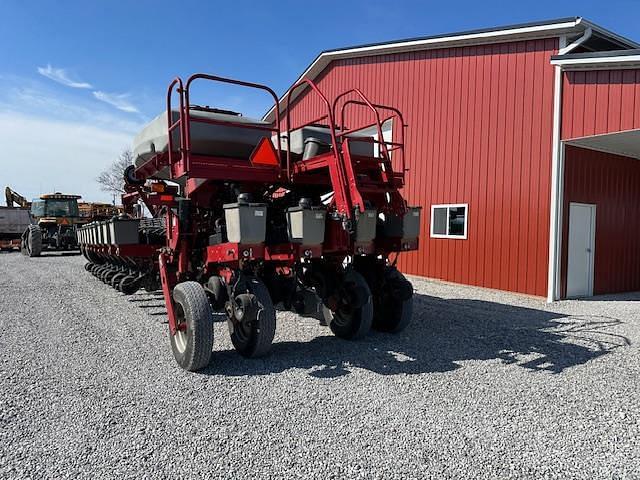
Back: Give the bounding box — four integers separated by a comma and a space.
430, 203, 469, 239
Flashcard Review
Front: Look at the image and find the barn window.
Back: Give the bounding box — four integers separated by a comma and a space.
430, 204, 468, 239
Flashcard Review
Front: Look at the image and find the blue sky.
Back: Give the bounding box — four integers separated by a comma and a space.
0, 0, 638, 202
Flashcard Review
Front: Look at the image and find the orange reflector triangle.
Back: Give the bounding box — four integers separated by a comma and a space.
250, 137, 279, 166
60, 218, 69, 225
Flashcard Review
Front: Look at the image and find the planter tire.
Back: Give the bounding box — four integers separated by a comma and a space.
170, 281, 214, 371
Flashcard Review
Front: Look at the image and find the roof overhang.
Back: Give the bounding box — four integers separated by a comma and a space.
565, 129, 640, 160
551, 49, 640, 70
263, 17, 639, 122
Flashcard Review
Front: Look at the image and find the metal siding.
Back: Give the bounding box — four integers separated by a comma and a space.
492, 43, 506, 290
502, 42, 517, 290
562, 69, 640, 139
561, 146, 640, 296
284, 39, 557, 297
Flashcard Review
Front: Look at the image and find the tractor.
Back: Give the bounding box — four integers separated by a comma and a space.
6, 187, 125, 257
21, 192, 81, 256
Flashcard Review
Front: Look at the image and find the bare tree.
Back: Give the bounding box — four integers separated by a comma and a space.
97, 149, 134, 197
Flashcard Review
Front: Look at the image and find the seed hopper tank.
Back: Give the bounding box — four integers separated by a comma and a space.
78, 73, 420, 371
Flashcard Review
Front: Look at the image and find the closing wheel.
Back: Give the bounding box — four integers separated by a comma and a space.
372, 267, 414, 333
103, 269, 118, 285
326, 270, 373, 340
102, 269, 115, 283
170, 281, 214, 371
111, 272, 126, 288
25, 225, 42, 257
227, 277, 276, 358
119, 275, 139, 295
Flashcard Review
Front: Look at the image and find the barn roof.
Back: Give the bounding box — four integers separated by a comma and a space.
551, 48, 640, 70
263, 17, 639, 122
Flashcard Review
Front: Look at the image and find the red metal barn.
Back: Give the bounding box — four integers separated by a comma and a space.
552, 52, 640, 299
264, 18, 640, 300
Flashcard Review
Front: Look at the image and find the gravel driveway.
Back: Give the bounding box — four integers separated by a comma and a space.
1, 252, 638, 479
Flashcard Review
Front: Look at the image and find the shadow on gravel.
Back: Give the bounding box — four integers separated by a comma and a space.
573, 291, 640, 302
127, 293, 164, 303
202, 293, 631, 378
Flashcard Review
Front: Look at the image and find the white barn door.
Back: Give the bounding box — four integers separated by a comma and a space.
566, 202, 596, 298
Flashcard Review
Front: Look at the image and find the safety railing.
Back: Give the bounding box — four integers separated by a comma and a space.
166, 73, 282, 177
166, 77, 187, 174
284, 79, 358, 215
284, 79, 342, 179
331, 89, 407, 181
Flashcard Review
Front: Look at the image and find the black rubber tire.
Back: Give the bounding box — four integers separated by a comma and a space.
100, 269, 112, 283
104, 269, 120, 284
119, 276, 139, 295
327, 270, 373, 340
372, 268, 414, 333
123, 165, 144, 186
228, 277, 276, 358
111, 272, 126, 288
171, 281, 214, 371
84, 262, 93, 272
26, 225, 42, 257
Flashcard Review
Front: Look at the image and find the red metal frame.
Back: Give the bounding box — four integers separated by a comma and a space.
167, 74, 283, 189
203, 242, 323, 269
109, 73, 420, 342
159, 251, 180, 335
284, 79, 354, 217
134, 74, 284, 195
284, 82, 409, 218
336, 98, 408, 182
331, 90, 408, 214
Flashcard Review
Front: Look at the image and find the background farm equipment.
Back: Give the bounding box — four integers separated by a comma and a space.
4, 187, 30, 209
6, 187, 83, 255
0, 206, 31, 252
6, 186, 124, 257
22, 192, 82, 256
78, 202, 123, 221
78, 73, 420, 371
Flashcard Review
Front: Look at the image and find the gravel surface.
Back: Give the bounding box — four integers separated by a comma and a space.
0, 251, 639, 479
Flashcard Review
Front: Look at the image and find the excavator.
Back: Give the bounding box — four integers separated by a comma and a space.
1, 188, 31, 251
4, 187, 122, 256
4, 187, 30, 209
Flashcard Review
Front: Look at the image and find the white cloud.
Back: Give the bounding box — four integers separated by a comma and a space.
93, 91, 139, 113
5, 86, 143, 135
0, 111, 133, 203
0, 75, 146, 203
37, 64, 92, 89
